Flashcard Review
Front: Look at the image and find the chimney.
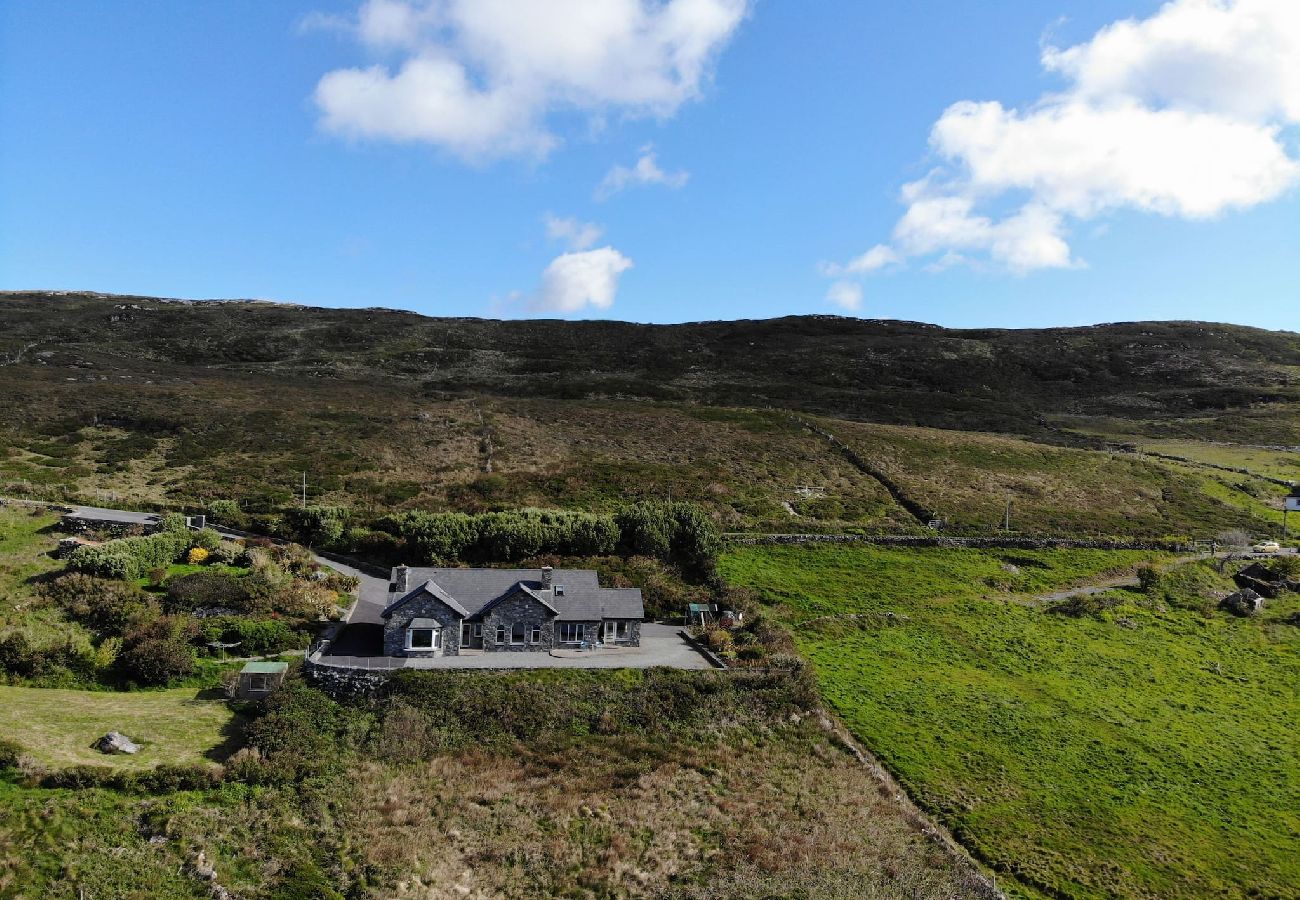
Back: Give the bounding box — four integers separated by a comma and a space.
395, 565, 410, 593
540, 566, 553, 590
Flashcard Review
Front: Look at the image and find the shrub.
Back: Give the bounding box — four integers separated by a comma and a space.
0, 737, 24, 769
241, 681, 371, 782
283, 506, 349, 549
116, 617, 198, 685
200, 617, 307, 655
704, 628, 734, 652
191, 528, 222, 552
208, 540, 244, 565
43, 573, 160, 636
166, 572, 250, 613
206, 499, 242, 525
186, 547, 210, 565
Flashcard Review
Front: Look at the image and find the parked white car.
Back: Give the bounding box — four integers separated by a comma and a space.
1251, 541, 1281, 554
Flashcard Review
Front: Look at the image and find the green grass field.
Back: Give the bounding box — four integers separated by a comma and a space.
720, 544, 1300, 899
0, 685, 240, 770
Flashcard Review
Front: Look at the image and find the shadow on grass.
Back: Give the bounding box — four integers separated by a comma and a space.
201, 700, 250, 764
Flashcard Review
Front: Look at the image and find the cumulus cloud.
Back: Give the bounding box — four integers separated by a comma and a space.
544, 213, 604, 251
825, 280, 863, 311
595, 145, 690, 199
311, 0, 749, 160
825, 0, 1300, 289
531, 247, 634, 313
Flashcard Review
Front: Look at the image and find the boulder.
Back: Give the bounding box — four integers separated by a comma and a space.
1237, 562, 1274, 582
1232, 573, 1279, 598
93, 731, 140, 755
1219, 589, 1264, 618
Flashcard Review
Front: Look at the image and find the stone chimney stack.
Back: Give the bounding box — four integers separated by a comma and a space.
541, 566, 553, 590
395, 565, 410, 593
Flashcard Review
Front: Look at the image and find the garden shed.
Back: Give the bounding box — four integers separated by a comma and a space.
236, 661, 288, 699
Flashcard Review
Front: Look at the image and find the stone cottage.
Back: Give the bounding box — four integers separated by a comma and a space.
381, 565, 643, 657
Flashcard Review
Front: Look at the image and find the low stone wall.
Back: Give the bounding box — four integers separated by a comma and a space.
59, 515, 157, 538
677, 630, 727, 669
726, 533, 1186, 552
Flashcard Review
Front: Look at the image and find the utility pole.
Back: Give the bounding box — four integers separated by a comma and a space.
1003, 496, 1013, 533
301, 471, 307, 508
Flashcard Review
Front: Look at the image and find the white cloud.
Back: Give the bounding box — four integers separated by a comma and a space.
595, 145, 690, 199
825, 280, 863, 311
531, 247, 634, 313
311, 0, 749, 160
544, 213, 604, 251
826, 0, 1300, 282
819, 244, 898, 277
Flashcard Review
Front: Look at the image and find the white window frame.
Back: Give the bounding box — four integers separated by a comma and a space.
603, 620, 616, 641
615, 621, 629, 640
559, 623, 584, 643
510, 622, 525, 644
248, 673, 270, 692
407, 627, 440, 651
529, 624, 542, 644
496, 624, 506, 644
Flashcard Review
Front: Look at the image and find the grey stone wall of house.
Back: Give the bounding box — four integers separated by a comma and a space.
382, 593, 463, 658
481, 591, 554, 652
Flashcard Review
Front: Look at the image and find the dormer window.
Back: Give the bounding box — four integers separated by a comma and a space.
554, 585, 565, 596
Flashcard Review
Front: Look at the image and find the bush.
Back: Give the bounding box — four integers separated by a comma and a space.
241, 681, 371, 782
166, 572, 251, 613
704, 628, 734, 652
191, 528, 222, 552
208, 540, 244, 565
200, 617, 307, 655
187, 547, 210, 565
0, 737, 23, 769
116, 617, 198, 686
206, 498, 242, 524
43, 573, 160, 636
283, 506, 349, 549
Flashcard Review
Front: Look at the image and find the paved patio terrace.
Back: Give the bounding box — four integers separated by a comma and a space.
315, 623, 716, 670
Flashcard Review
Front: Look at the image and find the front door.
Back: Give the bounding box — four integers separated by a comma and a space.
461, 622, 483, 649
603, 620, 616, 642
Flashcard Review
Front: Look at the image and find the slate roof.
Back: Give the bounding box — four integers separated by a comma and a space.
381, 567, 644, 622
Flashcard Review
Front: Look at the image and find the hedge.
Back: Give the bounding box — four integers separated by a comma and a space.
68, 515, 197, 580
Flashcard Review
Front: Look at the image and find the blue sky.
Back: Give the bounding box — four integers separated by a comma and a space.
1, 1, 1297, 329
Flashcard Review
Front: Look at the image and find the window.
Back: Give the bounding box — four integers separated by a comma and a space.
529, 625, 542, 644
616, 621, 629, 640
559, 623, 584, 643
408, 628, 440, 650
511, 622, 525, 644
496, 624, 506, 644
249, 674, 269, 692
554, 585, 565, 596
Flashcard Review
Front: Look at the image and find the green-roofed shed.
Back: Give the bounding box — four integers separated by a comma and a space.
237, 660, 288, 699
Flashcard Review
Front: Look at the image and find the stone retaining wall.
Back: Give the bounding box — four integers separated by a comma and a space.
303, 654, 393, 698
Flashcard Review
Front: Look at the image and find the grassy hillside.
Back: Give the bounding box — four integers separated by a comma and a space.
720, 544, 1300, 899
